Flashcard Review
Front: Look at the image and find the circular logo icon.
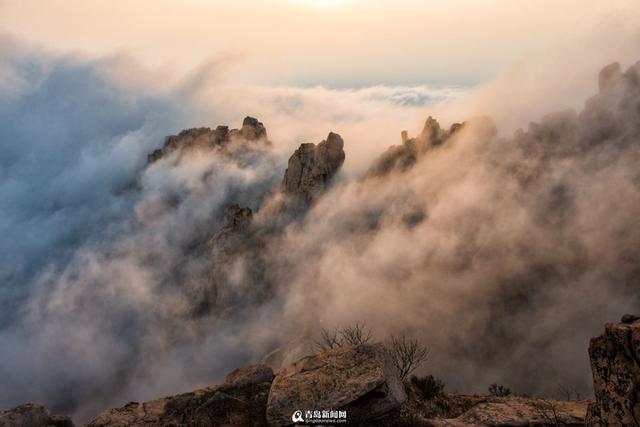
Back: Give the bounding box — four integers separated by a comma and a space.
292, 410, 305, 423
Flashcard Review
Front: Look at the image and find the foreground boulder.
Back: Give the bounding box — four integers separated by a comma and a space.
266, 343, 407, 426
0, 402, 74, 427
86, 364, 274, 427
586, 314, 640, 426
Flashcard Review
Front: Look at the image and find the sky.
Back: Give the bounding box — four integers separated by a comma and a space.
2, 0, 639, 87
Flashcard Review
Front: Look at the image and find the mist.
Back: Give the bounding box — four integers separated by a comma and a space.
1, 34, 640, 425
0, 40, 466, 420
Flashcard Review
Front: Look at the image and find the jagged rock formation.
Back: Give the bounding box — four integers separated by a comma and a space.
147, 116, 268, 164
180, 127, 346, 317
266, 343, 407, 426
196, 131, 346, 315
0, 402, 74, 427
367, 116, 468, 177
585, 314, 640, 426
282, 132, 345, 201
86, 365, 274, 427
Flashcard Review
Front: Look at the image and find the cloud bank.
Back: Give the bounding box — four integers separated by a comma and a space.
1, 36, 640, 424
0, 41, 465, 420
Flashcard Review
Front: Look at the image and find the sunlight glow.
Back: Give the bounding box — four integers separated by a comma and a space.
294, 0, 349, 7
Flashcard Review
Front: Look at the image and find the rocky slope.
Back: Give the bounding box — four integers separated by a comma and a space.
5, 315, 640, 426
0, 403, 73, 427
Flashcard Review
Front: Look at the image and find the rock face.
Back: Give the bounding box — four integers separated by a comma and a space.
425, 397, 589, 426
266, 343, 407, 426
220, 204, 253, 233
586, 315, 640, 426
204, 203, 268, 312
0, 402, 74, 427
86, 364, 274, 427
282, 132, 345, 201
147, 116, 268, 164
226, 365, 275, 389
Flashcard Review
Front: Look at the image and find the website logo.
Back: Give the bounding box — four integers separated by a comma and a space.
292, 410, 305, 423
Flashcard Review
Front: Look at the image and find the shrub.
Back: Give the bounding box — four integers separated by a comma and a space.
340, 323, 373, 347
410, 375, 445, 400
488, 383, 511, 397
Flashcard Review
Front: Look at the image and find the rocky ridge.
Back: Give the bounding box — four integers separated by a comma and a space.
197, 129, 346, 316
147, 116, 269, 164
367, 117, 463, 177
5, 315, 640, 426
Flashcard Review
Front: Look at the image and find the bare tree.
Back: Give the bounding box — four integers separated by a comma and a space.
339, 323, 372, 347
315, 327, 341, 351
315, 323, 372, 352
314, 324, 429, 381
386, 334, 429, 381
